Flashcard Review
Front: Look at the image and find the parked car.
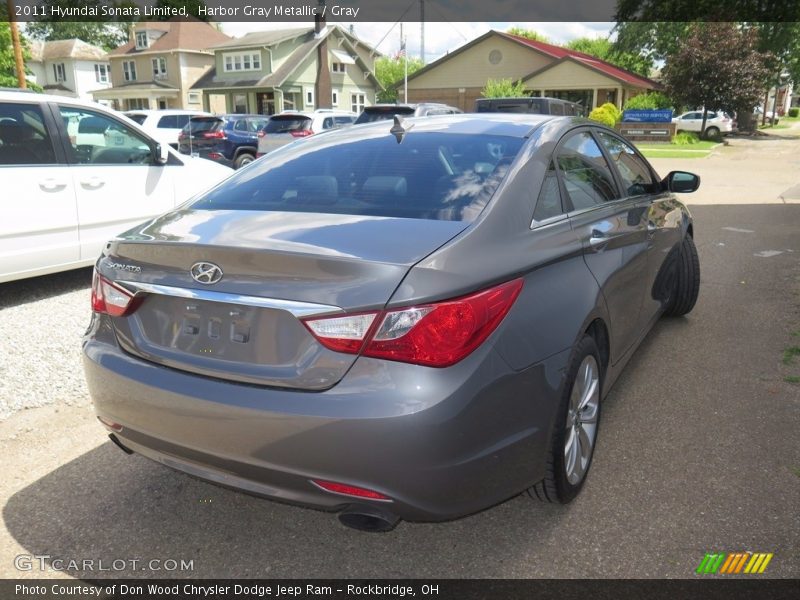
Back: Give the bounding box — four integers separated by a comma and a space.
0, 91, 232, 284
354, 103, 462, 124
753, 106, 780, 125
672, 110, 734, 136
124, 109, 210, 149
475, 97, 586, 117
178, 114, 270, 169
256, 110, 356, 157
84, 114, 700, 531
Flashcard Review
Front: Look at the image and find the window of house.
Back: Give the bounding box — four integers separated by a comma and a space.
331, 62, 346, 73
304, 88, 314, 108
351, 93, 366, 114
152, 57, 167, 78
188, 92, 201, 105
126, 98, 148, 110
135, 32, 149, 50
223, 52, 261, 73
53, 63, 66, 83
331, 89, 339, 106
232, 94, 248, 113
123, 61, 137, 82
94, 64, 109, 84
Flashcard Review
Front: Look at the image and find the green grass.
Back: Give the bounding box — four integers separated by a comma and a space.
785, 375, 800, 384
782, 346, 800, 365
759, 123, 790, 130
636, 142, 718, 159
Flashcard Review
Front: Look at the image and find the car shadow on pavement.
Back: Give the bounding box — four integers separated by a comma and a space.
0, 268, 93, 310
3, 439, 570, 579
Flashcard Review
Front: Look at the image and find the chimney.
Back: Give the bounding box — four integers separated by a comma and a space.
314, 0, 327, 36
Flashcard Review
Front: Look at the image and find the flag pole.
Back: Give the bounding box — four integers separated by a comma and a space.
7, 0, 27, 89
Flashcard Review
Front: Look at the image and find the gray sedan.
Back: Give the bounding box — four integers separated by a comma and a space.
83, 114, 700, 531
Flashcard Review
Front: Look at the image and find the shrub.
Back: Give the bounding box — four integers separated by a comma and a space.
789, 107, 799, 118
588, 102, 622, 127
480, 78, 527, 98
623, 92, 674, 111
671, 131, 700, 145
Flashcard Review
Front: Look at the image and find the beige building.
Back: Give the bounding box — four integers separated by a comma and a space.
27, 39, 111, 103
191, 20, 381, 115
400, 31, 660, 112
92, 21, 230, 111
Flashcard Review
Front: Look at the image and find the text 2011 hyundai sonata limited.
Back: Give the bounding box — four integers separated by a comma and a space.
83, 114, 700, 531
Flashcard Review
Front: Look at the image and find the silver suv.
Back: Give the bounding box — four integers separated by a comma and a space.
256, 110, 356, 157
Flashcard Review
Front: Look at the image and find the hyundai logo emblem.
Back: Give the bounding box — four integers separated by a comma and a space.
190, 262, 223, 285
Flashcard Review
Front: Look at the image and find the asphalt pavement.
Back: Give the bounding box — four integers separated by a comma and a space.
0, 139, 798, 580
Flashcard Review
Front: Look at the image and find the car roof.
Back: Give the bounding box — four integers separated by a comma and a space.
344, 113, 568, 138
123, 109, 208, 116
0, 89, 111, 107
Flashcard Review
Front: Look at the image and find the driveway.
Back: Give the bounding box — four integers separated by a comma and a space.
1, 135, 798, 579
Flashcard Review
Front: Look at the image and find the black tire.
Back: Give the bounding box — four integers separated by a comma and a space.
527, 335, 602, 504
664, 234, 700, 317
704, 126, 720, 139
234, 153, 255, 169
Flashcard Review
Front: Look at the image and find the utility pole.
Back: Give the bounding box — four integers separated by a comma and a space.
420, 0, 425, 64
7, 0, 27, 89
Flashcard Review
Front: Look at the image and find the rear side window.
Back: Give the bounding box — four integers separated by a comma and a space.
0, 102, 57, 165
186, 118, 221, 134
191, 132, 524, 222
354, 107, 415, 124
157, 115, 178, 129
596, 131, 656, 197
556, 131, 618, 210
265, 116, 311, 133
126, 113, 147, 125
334, 115, 355, 126
533, 161, 564, 222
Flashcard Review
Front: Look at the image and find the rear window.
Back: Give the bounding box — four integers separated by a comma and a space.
184, 117, 221, 134
191, 132, 524, 222
126, 113, 147, 125
355, 107, 416, 124
265, 115, 311, 133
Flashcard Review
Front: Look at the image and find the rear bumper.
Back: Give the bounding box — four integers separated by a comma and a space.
83, 315, 568, 521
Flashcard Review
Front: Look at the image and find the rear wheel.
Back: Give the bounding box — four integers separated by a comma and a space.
234, 153, 255, 169
527, 335, 601, 504
664, 234, 700, 317
704, 125, 720, 138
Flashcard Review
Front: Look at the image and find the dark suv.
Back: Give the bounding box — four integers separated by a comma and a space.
475, 97, 586, 117
354, 103, 461, 124
178, 114, 269, 169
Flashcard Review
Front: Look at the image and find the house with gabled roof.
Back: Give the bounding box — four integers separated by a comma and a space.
92, 20, 230, 111
399, 30, 660, 112
27, 39, 111, 102
191, 15, 381, 115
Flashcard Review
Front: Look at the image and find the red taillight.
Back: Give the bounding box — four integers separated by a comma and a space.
91, 270, 137, 317
202, 130, 225, 139
312, 479, 391, 501
290, 129, 313, 138
208, 152, 224, 160
302, 278, 523, 368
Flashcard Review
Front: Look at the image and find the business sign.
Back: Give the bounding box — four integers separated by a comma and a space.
623, 109, 673, 123
621, 128, 671, 137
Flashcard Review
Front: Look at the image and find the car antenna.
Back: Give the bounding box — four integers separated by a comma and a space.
390, 115, 414, 143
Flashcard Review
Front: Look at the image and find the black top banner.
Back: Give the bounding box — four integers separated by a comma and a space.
6, 0, 800, 23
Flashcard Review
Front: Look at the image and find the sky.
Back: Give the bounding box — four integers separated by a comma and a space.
221, 22, 616, 62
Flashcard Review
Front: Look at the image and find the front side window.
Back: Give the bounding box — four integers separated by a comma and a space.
596, 131, 656, 197
53, 63, 66, 82
555, 131, 618, 210
123, 61, 137, 82
152, 57, 167, 77
59, 106, 151, 165
190, 132, 524, 222
0, 102, 57, 165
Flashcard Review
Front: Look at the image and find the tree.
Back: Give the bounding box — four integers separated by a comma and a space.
25, 1, 131, 50
0, 20, 42, 90
505, 27, 549, 43
566, 36, 652, 77
623, 91, 674, 111
662, 23, 772, 137
376, 54, 423, 102
481, 78, 527, 98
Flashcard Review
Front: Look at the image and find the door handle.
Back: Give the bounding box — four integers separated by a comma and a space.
589, 230, 613, 248
80, 177, 105, 190
39, 178, 67, 192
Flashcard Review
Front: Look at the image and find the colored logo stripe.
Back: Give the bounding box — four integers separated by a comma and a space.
697, 552, 774, 574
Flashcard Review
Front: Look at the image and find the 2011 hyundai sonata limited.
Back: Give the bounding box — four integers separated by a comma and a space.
83, 114, 700, 531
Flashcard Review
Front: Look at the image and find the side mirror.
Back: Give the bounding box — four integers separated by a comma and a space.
154, 143, 169, 165
663, 171, 700, 193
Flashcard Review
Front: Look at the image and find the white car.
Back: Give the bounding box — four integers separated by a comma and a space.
0, 91, 232, 283
257, 110, 357, 156
672, 110, 734, 137
124, 109, 210, 149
